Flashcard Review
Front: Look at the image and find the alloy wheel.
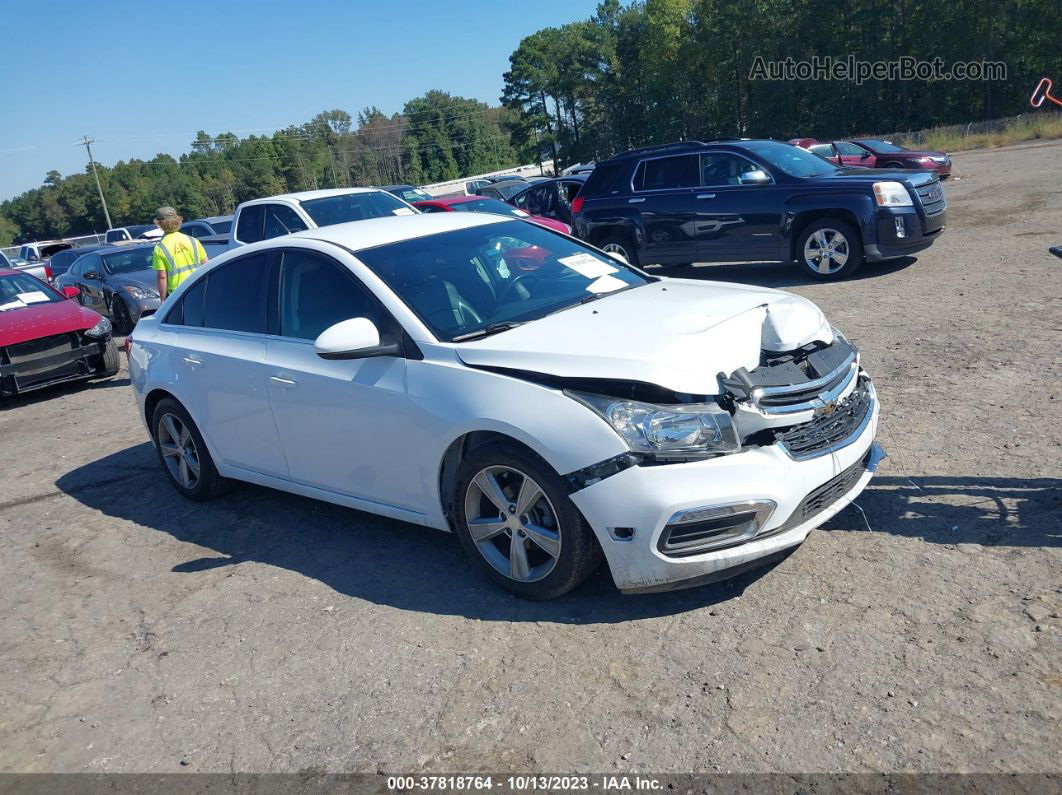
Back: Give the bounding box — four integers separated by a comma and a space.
601, 241, 630, 261
803, 228, 850, 275
157, 413, 201, 490
463, 466, 561, 583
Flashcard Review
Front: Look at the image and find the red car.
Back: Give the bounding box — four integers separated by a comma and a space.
0, 268, 120, 397
412, 195, 573, 235
790, 138, 951, 177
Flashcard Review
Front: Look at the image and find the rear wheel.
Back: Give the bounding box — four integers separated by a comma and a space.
151, 398, 230, 501
883, 161, 905, 169
598, 234, 639, 267
453, 443, 601, 599
796, 219, 864, 281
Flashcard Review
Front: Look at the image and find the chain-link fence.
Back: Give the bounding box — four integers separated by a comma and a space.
871, 110, 1062, 147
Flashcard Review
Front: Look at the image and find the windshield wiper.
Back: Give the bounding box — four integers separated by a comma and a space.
451, 321, 525, 342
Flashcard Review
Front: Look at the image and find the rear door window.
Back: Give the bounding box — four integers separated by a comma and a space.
235, 205, 265, 243
632, 154, 700, 191
200, 252, 271, 333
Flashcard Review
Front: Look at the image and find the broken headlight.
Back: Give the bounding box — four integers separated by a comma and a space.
568, 391, 740, 459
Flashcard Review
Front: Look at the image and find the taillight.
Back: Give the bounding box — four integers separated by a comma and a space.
44, 263, 53, 280
124, 336, 133, 356
571, 196, 584, 215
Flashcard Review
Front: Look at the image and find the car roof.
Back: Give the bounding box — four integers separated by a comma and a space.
287, 210, 509, 252
417, 195, 490, 206
240, 187, 382, 206
189, 215, 232, 224
84, 243, 155, 257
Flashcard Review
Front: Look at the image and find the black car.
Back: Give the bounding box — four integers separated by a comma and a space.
572, 140, 946, 280
508, 175, 587, 227
47, 245, 108, 280
55, 244, 162, 334
476, 180, 531, 202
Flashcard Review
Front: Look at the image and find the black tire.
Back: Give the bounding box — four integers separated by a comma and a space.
795, 218, 864, 281
97, 339, 120, 377
597, 233, 640, 267
151, 398, 230, 501
111, 296, 133, 335
452, 442, 602, 599
883, 161, 905, 169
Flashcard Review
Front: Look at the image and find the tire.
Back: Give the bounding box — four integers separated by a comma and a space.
597, 233, 640, 267
795, 218, 864, 281
883, 161, 905, 169
151, 398, 230, 501
111, 296, 133, 336
97, 339, 120, 377
452, 442, 602, 599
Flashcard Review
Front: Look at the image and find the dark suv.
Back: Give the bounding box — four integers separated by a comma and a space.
572, 140, 946, 280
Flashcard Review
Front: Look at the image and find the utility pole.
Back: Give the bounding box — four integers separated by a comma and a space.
77, 135, 112, 230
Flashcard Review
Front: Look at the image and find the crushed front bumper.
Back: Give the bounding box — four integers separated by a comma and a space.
0, 332, 110, 396
570, 397, 881, 593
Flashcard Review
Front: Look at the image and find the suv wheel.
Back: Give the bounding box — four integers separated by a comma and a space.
453, 442, 602, 599
796, 219, 863, 281
598, 234, 639, 267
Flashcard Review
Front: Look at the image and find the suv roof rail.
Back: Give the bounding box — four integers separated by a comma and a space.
611, 140, 708, 159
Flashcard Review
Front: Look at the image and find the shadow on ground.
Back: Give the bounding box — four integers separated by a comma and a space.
0, 375, 129, 411
645, 256, 918, 288
56, 444, 1060, 623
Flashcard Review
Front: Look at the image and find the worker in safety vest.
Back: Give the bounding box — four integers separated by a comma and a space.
151, 206, 208, 300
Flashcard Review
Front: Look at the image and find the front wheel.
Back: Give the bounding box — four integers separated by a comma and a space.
597, 234, 639, 267
96, 339, 120, 377
453, 443, 602, 599
110, 296, 134, 335
796, 219, 864, 281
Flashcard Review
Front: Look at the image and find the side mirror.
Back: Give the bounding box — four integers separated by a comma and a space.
62, 286, 80, 299
314, 317, 401, 360
738, 170, 772, 186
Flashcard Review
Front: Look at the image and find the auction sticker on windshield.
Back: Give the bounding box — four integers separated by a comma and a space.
16, 291, 50, 304
559, 252, 617, 279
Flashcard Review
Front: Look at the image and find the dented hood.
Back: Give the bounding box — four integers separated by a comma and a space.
455, 279, 833, 395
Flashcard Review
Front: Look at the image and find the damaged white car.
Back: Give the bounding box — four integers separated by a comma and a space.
128, 212, 883, 598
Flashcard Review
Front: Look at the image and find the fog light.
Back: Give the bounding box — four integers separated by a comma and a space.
658, 500, 776, 557
894, 217, 906, 239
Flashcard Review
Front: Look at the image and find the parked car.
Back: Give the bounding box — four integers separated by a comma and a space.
573, 139, 947, 280
1, 248, 52, 283
508, 175, 587, 227
379, 184, 434, 203
55, 243, 160, 334
0, 268, 119, 396
19, 240, 73, 268
466, 175, 526, 195
128, 212, 882, 598
47, 245, 108, 280
228, 188, 418, 248
412, 195, 572, 234
180, 215, 233, 239
105, 225, 162, 244
562, 162, 596, 175
791, 138, 951, 177
476, 180, 531, 202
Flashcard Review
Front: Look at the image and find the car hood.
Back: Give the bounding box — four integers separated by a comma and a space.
0, 298, 102, 346
818, 167, 939, 187
454, 279, 833, 395
107, 268, 157, 290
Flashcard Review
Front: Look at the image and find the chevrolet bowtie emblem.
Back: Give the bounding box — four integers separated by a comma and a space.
815, 400, 838, 418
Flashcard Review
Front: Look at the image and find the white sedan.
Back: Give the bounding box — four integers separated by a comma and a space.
128, 213, 882, 598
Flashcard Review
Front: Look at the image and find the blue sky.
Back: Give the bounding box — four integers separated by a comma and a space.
0, 0, 602, 200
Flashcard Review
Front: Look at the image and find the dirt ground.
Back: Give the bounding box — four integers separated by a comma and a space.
1, 140, 1059, 776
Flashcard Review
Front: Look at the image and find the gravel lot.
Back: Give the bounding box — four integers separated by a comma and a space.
1, 140, 1059, 775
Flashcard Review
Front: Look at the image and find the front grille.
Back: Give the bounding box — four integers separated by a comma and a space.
776, 449, 871, 534
776, 379, 872, 459
757, 365, 854, 409
915, 181, 946, 216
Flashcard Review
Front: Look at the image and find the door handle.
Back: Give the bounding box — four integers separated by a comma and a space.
270, 375, 298, 388
696, 193, 716, 200
182, 356, 203, 368
628, 198, 645, 204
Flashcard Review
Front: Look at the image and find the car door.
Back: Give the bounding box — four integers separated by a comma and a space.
261, 203, 309, 239
168, 251, 289, 478
808, 143, 840, 164
264, 248, 425, 512
554, 180, 583, 225
629, 153, 703, 264
75, 253, 108, 315
835, 140, 876, 168
695, 152, 783, 261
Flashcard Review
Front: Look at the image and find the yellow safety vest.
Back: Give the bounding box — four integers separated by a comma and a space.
152, 232, 206, 291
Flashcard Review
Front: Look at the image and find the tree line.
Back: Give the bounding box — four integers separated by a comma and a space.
4, 0, 1059, 244
1, 92, 517, 244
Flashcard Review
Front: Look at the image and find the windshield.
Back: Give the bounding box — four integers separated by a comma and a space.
355, 220, 651, 342
448, 198, 523, 217
742, 141, 839, 177
490, 182, 526, 200
0, 272, 61, 310
300, 192, 413, 226
394, 188, 432, 202
211, 219, 232, 234
102, 246, 154, 275
856, 139, 905, 153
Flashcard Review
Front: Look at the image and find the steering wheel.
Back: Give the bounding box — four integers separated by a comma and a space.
496, 272, 541, 305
